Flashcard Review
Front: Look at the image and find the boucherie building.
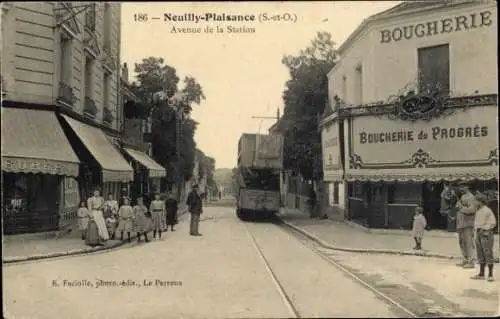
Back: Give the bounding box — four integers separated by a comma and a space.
324, 0, 498, 230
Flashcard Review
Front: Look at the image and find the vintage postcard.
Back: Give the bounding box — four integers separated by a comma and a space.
2, 1, 499, 318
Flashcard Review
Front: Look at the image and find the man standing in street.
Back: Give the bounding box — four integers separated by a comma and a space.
187, 184, 203, 236
455, 182, 481, 268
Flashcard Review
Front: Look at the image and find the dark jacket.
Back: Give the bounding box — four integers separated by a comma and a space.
187, 191, 203, 214
165, 198, 178, 225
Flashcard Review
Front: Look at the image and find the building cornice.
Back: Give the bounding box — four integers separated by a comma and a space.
320, 94, 498, 127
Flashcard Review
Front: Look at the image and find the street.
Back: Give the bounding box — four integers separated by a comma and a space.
3, 205, 499, 318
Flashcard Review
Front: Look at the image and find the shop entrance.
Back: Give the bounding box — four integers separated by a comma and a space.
422, 182, 447, 230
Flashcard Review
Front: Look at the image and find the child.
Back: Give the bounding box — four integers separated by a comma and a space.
105, 214, 118, 240
77, 201, 90, 240
471, 192, 497, 282
411, 206, 427, 250
117, 197, 134, 242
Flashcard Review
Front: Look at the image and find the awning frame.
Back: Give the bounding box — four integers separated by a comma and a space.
123, 147, 166, 178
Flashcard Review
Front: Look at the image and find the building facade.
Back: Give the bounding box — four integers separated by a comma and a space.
1, 2, 132, 234
322, 0, 498, 230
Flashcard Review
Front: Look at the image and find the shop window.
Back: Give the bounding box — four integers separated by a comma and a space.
418, 44, 450, 95
2, 173, 61, 234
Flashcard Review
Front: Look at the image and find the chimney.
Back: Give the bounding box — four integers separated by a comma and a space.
122, 63, 129, 84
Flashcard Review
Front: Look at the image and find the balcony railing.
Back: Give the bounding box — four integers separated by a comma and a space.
57, 82, 75, 107
83, 96, 98, 118
103, 106, 114, 126
85, 5, 96, 31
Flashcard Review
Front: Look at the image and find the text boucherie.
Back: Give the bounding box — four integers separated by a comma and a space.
380, 10, 493, 44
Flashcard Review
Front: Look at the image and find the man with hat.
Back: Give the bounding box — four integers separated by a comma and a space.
471, 192, 497, 281
455, 182, 481, 268
187, 184, 203, 236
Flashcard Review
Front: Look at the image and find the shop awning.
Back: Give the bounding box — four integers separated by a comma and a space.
345, 166, 499, 182
124, 147, 166, 178
1, 108, 80, 176
61, 115, 133, 182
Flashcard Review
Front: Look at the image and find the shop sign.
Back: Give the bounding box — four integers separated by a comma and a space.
322, 122, 342, 172
380, 10, 494, 44
350, 105, 498, 168
64, 177, 80, 209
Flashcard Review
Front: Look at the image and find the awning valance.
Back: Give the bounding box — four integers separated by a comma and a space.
61, 115, 134, 182
1, 108, 80, 176
124, 148, 166, 178
345, 166, 499, 182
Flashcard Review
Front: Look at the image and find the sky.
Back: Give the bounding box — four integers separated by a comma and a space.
120, 1, 400, 169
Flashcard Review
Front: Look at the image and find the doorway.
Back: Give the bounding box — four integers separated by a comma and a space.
422, 182, 447, 229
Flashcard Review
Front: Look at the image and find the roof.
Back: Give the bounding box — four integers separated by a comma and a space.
124, 148, 166, 178
1, 108, 80, 176
61, 115, 134, 182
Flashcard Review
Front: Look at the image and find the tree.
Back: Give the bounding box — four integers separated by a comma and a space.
280, 32, 337, 181
130, 57, 206, 190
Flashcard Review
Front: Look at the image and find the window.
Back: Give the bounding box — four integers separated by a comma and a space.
60, 35, 73, 85
354, 65, 363, 105
103, 3, 112, 51
333, 182, 339, 205
84, 57, 94, 98
418, 44, 450, 95
341, 75, 347, 101
103, 72, 110, 108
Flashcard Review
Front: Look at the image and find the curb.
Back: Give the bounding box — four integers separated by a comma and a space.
280, 219, 462, 260
3, 209, 189, 265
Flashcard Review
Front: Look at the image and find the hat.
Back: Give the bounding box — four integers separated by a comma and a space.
475, 192, 489, 204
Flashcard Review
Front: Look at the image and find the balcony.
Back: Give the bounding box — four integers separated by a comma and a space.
83, 96, 98, 118
57, 82, 76, 107
103, 106, 114, 126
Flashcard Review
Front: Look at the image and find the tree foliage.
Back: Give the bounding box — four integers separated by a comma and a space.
130, 57, 206, 187
280, 31, 337, 180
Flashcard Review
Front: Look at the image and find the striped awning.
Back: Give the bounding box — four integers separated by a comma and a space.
61, 115, 134, 182
345, 166, 499, 182
124, 148, 166, 178
1, 108, 80, 176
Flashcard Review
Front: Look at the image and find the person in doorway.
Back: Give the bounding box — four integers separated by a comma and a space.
165, 192, 179, 232
133, 196, 151, 243
471, 192, 497, 282
87, 187, 110, 244
150, 193, 165, 240
77, 201, 90, 240
117, 197, 134, 242
411, 206, 427, 250
187, 184, 203, 236
455, 182, 481, 268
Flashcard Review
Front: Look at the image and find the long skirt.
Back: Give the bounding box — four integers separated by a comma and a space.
86, 220, 100, 246
166, 211, 178, 226
92, 209, 110, 241
151, 210, 163, 230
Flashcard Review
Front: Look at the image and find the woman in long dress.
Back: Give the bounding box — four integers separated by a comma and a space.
133, 196, 151, 243
150, 193, 165, 239
87, 188, 110, 243
117, 197, 134, 242
77, 201, 90, 240
165, 193, 178, 232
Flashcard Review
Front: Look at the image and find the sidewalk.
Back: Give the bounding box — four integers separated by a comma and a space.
279, 208, 500, 261
2, 206, 188, 264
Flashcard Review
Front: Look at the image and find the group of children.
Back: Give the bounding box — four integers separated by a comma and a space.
77, 192, 178, 245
